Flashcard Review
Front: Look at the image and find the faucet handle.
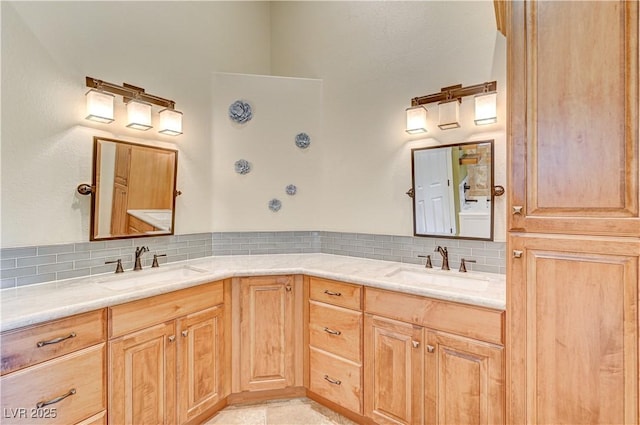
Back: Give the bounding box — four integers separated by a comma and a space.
459, 258, 476, 273
105, 259, 124, 273
152, 254, 167, 268
418, 255, 432, 268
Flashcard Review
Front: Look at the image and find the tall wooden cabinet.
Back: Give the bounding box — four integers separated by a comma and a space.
506, 1, 639, 423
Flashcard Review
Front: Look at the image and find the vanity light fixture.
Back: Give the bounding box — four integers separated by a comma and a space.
474, 87, 498, 125
85, 88, 115, 123
405, 105, 428, 134
407, 81, 497, 132
85, 77, 183, 136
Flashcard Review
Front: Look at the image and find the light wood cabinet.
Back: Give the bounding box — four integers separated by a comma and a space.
108, 281, 227, 425
364, 314, 424, 425
109, 322, 177, 425
364, 287, 505, 425
306, 277, 363, 415
506, 1, 640, 424
0, 310, 107, 425
238, 275, 299, 392
425, 331, 504, 425
508, 234, 639, 424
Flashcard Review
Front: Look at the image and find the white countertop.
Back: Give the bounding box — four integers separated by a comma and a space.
0, 253, 505, 332
127, 209, 172, 231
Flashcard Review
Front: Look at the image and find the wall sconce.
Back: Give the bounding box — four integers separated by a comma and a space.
85, 77, 183, 136
407, 81, 497, 132
405, 105, 428, 134
474, 90, 498, 125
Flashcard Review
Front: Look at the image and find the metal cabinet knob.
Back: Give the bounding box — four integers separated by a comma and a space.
181, 330, 189, 337
426, 345, 435, 353
168, 335, 176, 342
412, 340, 420, 348
513, 250, 523, 258
512, 206, 523, 215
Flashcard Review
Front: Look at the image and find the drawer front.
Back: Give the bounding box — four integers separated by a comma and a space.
309, 347, 362, 414
0, 344, 106, 425
1, 309, 106, 375
109, 280, 224, 338
365, 287, 504, 345
309, 301, 362, 363
309, 277, 361, 310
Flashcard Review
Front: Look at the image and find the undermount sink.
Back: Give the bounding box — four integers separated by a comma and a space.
385, 267, 490, 290
94, 265, 208, 291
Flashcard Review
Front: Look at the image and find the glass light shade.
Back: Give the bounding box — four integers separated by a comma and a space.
85, 89, 115, 123
438, 99, 460, 130
159, 108, 183, 136
126, 100, 152, 131
474, 92, 497, 125
405, 105, 428, 134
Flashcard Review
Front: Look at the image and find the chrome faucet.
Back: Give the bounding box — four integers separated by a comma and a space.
434, 246, 450, 270
133, 246, 149, 271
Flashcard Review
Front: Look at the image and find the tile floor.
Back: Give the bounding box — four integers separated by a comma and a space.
203, 397, 357, 425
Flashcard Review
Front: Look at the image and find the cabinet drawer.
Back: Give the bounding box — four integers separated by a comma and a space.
109, 280, 224, 338
0, 344, 106, 425
365, 287, 504, 345
309, 347, 362, 414
309, 301, 362, 363
309, 277, 361, 310
1, 309, 106, 375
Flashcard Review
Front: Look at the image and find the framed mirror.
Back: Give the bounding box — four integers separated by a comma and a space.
90, 137, 178, 241
410, 140, 495, 240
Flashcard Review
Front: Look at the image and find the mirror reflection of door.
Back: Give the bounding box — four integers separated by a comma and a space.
413, 148, 456, 236
92, 138, 177, 240
411, 140, 494, 240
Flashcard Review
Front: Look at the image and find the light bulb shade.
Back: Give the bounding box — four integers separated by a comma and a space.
159, 108, 183, 136
85, 89, 115, 123
474, 92, 497, 125
126, 100, 152, 131
405, 105, 428, 134
438, 99, 460, 130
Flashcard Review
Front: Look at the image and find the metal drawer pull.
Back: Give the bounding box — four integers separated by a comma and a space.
37, 332, 76, 348
36, 388, 76, 408
323, 290, 342, 296
324, 375, 341, 385
323, 327, 342, 336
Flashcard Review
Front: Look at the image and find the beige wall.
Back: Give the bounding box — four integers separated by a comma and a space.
1, 1, 506, 247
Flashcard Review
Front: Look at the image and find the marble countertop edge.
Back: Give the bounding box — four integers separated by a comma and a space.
1, 253, 505, 332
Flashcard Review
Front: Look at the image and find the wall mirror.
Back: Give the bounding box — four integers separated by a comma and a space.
410, 140, 497, 240
89, 137, 178, 241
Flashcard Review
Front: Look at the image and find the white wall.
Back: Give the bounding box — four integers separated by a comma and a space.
1, 1, 272, 247
211, 73, 323, 231
1, 1, 506, 248
270, 1, 507, 240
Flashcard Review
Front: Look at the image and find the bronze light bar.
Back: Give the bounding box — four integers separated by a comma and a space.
410, 81, 497, 107
85, 76, 176, 109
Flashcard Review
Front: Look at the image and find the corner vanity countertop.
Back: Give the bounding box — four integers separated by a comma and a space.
127, 209, 172, 231
0, 253, 505, 332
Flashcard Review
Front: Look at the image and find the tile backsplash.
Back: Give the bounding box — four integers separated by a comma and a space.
1, 231, 505, 289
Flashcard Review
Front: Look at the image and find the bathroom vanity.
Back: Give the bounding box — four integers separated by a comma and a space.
0, 254, 504, 425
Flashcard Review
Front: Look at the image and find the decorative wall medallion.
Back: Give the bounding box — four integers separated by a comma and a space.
294, 132, 311, 149
234, 159, 251, 174
228, 100, 253, 124
268, 198, 282, 212
285, 184, 297, 196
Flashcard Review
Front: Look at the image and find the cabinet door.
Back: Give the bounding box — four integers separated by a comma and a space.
109, 322, 176, 425
508, 234, 639, 424
240, 276, 295, 392
425, 331, 504, 425
508, 0, 639, 236
177, 305, 224, 424
364, 314, 423, 425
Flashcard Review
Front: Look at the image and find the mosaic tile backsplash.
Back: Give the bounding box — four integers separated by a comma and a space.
1, 231, 505, 289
